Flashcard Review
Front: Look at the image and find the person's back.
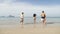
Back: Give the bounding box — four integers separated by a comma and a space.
20, 13, 24, 18
41, 13, 46, 18
41, 11, 46, 19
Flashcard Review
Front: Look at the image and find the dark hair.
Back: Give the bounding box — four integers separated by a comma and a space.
22, 12, 24, 14
33, 14, 36, 17
42, 11, 44, 13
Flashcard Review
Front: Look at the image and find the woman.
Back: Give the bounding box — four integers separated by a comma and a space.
41, 11, 46, 24
33, 13, 36, 24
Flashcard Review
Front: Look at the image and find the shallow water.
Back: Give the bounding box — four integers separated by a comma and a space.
0, 17, 60, 25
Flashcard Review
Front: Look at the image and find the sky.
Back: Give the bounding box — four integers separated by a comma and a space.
0, 0, 60, 17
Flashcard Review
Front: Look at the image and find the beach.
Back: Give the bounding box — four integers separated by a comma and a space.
0, 0, 60, 34
0, 17, 60, 34
0, 24, 60, 34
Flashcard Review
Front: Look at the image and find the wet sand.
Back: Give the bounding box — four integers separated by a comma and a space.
0, 24, 60, 34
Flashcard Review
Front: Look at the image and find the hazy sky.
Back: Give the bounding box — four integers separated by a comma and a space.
0, 0, 60, 17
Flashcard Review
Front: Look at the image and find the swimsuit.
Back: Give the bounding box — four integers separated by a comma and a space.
41, 17, 45, 19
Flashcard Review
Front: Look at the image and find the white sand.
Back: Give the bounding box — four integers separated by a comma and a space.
0, 24, 60, 34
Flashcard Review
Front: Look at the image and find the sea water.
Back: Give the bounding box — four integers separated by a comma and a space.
0, 17, 60, 25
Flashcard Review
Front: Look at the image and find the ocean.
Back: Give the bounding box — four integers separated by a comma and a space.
0, 17, 60, 25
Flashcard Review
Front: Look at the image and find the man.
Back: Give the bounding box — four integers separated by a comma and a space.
41, 11, 46, 24
20, 12, 24, 24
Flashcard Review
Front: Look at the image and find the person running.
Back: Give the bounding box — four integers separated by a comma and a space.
33, 13, 36, 24
41, 11, 46, 24
20, 12, 24, 24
